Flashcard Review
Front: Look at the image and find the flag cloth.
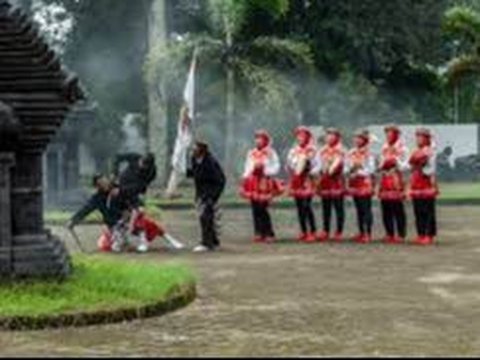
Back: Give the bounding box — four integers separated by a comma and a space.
166, 51, 197, 197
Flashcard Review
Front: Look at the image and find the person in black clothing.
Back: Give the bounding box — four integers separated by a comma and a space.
117, 153, 184, 251
67, 174, 130, 252
187, 141, 226, 252
117, 153, 157, 205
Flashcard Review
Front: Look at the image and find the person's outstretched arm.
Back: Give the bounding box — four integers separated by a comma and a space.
68, 195, 98, 228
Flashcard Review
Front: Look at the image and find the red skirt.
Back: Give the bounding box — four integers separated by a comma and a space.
378, 171, 405, 201
409, 171, 439, 199
288, 174, 316, 199
97, 227, 113, 252
133, 212, 165, 242
317, 174, 345, 199
240, 175, 285, 203
348, 175, 374, 198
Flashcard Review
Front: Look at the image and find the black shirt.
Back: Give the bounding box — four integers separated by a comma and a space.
187, 152, 226, 203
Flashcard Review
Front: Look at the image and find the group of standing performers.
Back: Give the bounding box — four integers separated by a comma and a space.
240, 125, 439, 246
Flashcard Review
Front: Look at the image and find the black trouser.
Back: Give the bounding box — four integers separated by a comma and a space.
353, 197, 373, 235
413, 199, 437, 237
322, 198, 345, 234
295, 197, 317, 234
251, 201, 275, 238
198, 198, 220, 249
381, 200, 407, 238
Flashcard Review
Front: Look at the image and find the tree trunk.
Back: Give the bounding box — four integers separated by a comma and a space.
147, 0, 169, 186
224, 67, 236, 178
224, 18, 236, 179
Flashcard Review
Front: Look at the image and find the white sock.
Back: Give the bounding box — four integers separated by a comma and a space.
163, 233, 185, 250
136, 233, 149, 253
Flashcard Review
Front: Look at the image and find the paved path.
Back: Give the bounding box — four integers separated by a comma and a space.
1, 206, 480, 356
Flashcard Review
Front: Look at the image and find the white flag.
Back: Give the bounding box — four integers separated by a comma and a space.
166, 51, 197, 197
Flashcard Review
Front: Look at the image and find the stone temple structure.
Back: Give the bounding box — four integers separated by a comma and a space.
0, 0, 84, 278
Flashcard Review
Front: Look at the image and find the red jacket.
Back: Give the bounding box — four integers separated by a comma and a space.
346, 147, 375, 198
287, 144, 317, 198
378, 140, 408, 201
409, 146, 439, 199
315, 144, 346, 199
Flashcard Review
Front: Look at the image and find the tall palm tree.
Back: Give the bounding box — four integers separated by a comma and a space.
145, 0, 314, 177
443, 5, 480, 123
444, 6, 480, 83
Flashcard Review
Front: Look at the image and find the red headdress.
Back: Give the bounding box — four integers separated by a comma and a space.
295, 126, 315, 147
354, 129, 370, 147
255, 129, 272, 148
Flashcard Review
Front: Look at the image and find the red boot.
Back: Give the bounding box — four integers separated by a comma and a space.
384, 235, 402, 244
316, 231, 329, 242
297, 233, 308, 242
264, 236, 276, 244
357, 234, 371, 244
414, 236, 434, 246
253, 236, 265, 243
304, 233, 316, 243
353, 233, 363, 243
333, 232, 343, 242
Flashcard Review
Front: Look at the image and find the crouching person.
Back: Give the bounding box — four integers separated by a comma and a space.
409, 128, 439, 246
67, 174, 127, 252
118, 153, 185, 252
68, 174, 183, 253
187, 141, 226, 253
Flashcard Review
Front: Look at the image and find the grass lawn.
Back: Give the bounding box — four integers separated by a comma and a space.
0, 256, 194, 318
438, 182, 480, 200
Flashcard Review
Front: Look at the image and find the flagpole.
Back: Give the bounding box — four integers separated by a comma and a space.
165, 48, 197, 199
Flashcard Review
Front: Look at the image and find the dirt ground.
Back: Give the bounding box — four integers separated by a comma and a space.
1, 205, 480, 357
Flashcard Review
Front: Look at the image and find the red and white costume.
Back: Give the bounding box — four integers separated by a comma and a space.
345, 139, 375, 198
313, 132, 346, 199
408, 128, 439, 246
409, 138, 439, 200
240, 130, 283, 203
378, 130, 409, 201
98, 212, 183, 253
286, 126, 317, 199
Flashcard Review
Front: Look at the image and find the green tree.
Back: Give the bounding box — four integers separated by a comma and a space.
146, 0, 314, 177
444, 5, 480, 123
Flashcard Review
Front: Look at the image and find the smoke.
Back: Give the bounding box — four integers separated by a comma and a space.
30, 0, 74, 54
120, 114, 148, 155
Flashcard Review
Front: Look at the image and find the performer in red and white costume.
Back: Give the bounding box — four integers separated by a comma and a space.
378, 125, 409, 244
312, 128, 346, 242
409, 128, 439, 246
286, 126, 318, 242
345, 129, 375, 244
240, 130, 283, 243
